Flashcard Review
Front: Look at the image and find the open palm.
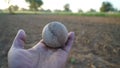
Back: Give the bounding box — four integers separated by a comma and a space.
8, 29, 75, 68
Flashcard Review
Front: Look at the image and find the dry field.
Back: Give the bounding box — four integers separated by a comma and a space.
0, 15, 120, 68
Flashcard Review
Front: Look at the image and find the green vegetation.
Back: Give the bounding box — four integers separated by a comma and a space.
70, 57, 76, 64
64, 4, 71, 12
100, 1, 117, 12
0, 10, 120, 17
2, 0, 120, 15
25, 0, 43, 11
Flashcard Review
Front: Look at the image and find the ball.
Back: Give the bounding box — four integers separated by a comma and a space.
42, 21, 68, 48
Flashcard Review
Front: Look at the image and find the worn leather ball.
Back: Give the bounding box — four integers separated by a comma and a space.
42, 21, 68, 48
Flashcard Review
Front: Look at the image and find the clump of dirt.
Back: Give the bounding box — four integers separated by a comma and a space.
0, 15, 120, 68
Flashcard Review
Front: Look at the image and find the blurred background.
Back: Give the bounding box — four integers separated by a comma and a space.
0, 0, 120, 68
0, 0, 120, 14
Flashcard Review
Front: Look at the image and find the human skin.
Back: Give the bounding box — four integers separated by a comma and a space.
8, 29, 75, 68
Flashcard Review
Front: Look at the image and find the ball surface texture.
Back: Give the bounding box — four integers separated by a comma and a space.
42, 21, 68, 48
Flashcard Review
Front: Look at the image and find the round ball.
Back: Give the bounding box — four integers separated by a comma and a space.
42, 21, 68, 48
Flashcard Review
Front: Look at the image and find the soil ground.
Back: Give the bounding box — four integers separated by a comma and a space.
0, 15, 120, 68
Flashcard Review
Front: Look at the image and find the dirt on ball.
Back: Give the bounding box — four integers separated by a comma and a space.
42, 21, 68, 48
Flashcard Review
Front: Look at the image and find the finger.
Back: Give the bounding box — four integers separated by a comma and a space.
64, 32, 75, 52
12, 29, 26, 49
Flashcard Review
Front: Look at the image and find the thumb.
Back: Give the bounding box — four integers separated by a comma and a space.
12, 29, 26, 49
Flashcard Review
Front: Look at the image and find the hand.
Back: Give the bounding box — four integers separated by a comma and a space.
8, 29, 75, 68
